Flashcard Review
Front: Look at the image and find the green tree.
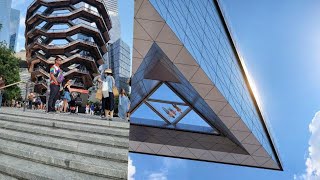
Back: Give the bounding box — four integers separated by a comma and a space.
0, 42, 21, 101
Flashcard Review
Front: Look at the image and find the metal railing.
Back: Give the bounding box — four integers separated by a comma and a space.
31, 52, 95, 63
49, 6, 100, 17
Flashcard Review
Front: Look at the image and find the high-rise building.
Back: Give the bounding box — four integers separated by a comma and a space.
102, 0, 131, 93
104, 0, 120, 43
108, 39, 131, 92
130, 0, 282, 170
104, 0, 118, 14
9, 8, 20, 51
0, 0, 11, 44
25, 0, 112, 94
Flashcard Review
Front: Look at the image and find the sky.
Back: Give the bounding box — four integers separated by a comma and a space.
11, 0, 320, 179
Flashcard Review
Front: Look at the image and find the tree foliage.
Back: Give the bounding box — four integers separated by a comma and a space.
0, 42, 21, 100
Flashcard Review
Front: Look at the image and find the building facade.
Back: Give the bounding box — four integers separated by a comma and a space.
9, 8, 20, 51
104, 0, 120, 43
102, 0, 132, 93
130, 0, 282, 170
108, 39, 131, 92
25, 0, 112, 94
15, 50, 29, 98
0, 0, 11, 44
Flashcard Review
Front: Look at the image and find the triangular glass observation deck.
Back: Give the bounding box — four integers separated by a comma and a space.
131, 83, 220, 135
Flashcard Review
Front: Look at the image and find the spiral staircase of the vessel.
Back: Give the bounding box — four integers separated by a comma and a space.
25, 0, 112, 93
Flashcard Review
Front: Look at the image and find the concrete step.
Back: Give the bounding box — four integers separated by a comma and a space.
0, 129, 128, 162
0, 173, 18, 180
0, 153, 112, 180
0, 114, 129, 137
0, 139, 127, 179
0, 119, 129, 148
0, 108, 129, 129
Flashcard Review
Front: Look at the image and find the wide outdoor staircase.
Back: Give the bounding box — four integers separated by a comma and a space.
0, 108, 129, 179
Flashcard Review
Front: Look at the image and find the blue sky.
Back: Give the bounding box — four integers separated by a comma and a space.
13, 0, 320, 179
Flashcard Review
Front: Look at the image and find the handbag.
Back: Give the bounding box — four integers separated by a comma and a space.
112, 87, 119, 97
96, 88, 102, 100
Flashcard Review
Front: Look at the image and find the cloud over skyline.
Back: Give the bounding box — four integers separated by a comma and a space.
128, 156, 136, 180
296, 111, 320, 180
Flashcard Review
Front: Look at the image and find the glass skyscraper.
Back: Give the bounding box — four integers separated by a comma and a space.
130, 0, 282, 170
0, 0, 16, 48
103, 0, 132, 93
104, 0, 120, 43
108, 39, 131, 92
9, 8, 20, 51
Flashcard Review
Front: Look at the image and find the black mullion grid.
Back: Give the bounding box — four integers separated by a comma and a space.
214, 51, 232, 96
189, 0, 208, 35
167, 0, 190, 42
186, 1, 205, 34
183, 15, 205, 59
153, 0, 167, 20
172, 0, 190, 32
228, 79, 243, 115
201, 40, 218, 84
206, 17, 264, 141
201, 48, 217, 84
184, 3, 205, 46
205, 3, 235, 70
165, 5, 186, 44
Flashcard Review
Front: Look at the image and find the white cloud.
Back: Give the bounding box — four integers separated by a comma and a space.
297, 111, 320, 180
16, 32, 25, 51
148, 171, 167, 180
19, 16, 26, 29
128, 156, 136, 180
147, 157, 186, 180
12, 0, 27, 9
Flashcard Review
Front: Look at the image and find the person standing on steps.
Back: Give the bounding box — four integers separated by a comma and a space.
118, 88, 130, 121
62, 81, 72, 113
90, 103, 95, 115
48, 56, 63, 113
99, 69, 116, 120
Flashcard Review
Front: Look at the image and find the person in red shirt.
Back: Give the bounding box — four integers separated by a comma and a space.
48, 56, 63, 112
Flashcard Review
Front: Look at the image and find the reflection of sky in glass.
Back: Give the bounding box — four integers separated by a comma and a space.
131, 103, 163, 121
49, 39, 69, 45
132, 83, 215, 132
149, 84, 184, 103
179, 110, 211, 128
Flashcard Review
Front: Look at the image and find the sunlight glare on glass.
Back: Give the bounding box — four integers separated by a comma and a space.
239, 55, 264, 113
